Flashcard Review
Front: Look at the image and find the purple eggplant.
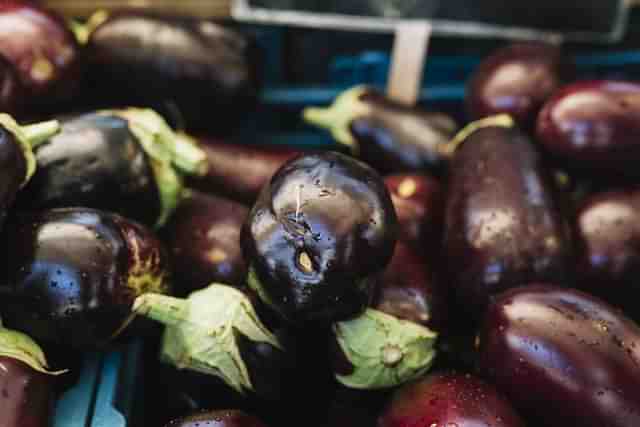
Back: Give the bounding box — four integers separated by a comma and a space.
477, 284, 640, 427
164, 410, 268, 427
378, 371, 525, 427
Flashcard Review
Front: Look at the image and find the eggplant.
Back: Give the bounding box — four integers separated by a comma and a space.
384, 173, 444, 251
537, 80, 640, 180
378, 371, 525, 427
188, 138, 301, 204
0, 2, 80, 114
0, 114, 60, 231
0, 55, 24, 114
241, 151, 398, 325
15, 108, 207, 227
82, 11, 261, 134
323, 387, 389, 427
165, 410, 268, 427
162, 190, 248, 296
477, 285, 640, 427
466, 42, 572, 128
0, 208, 171, 352
303, 86, 458, 176
443, 115, 571, 321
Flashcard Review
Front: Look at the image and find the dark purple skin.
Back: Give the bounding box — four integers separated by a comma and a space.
0, 123, 26, 231
537, 80, 640, 180
188, 138, 301, 205
0, 54, 24, 113
466, 42, 572, 129
384, 173, 444, 252
0, 357, 54, 427
477, 285, 640, 427
165, 410, 268, 427
378, 371, 525, 427
161, 190, 248, 296
0, 208, 171, 352
443, 125, 571, 321
574, 188, 640, 316
241, 151, 398, 325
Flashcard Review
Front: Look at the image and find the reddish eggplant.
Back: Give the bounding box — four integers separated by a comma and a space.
467, 42, 572, 128
537, 80, 640, 180
443, 115, 571, 320
304, 86, 458, 176
477, 285, 640, 427
384, 174, 444, 251
188, 138, 301, 204
0, 208, 171, 352
378, 371, 525, 427
165, 410, 268, 427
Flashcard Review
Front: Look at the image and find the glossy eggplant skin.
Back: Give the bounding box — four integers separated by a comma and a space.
537, 81, 640, 180
466, 42, 571, 129
0, 208, 170, 352
574, 188, 640, 316
477, 285, 640, 427
0, 124, 26, 231
378, 371, 525, 427
443, 125, 571, 320
15, 113, 161, 226
0, 357, 54, 427
384, 174, 444, 252
188, 139, 301, 205
165, 410, 267, 427
86, 13, 261, 134
241, 151, 398, 325
161, 190, 248, 296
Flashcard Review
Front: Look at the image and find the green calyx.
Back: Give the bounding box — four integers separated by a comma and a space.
303, 85, 373, 154
0, 115, 60, 186
69, 9, 110, 45
333, 308, 438, 390
247, 266, 279, 315
133, 284, 282, 394
440, 114, 515, 157
0, 321, 66, 376
100, 108, 208, 227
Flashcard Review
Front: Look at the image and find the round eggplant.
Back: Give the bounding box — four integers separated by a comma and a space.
241, 151, 398, 325
378, 371, 525, 427
443, 115, 571, 321
304, 86, 458, 176
477, 285, 640, 427
0, 208, 171, 352
165, 410, 268, 427
537, 80, 640, 180
466, 42, 572, 128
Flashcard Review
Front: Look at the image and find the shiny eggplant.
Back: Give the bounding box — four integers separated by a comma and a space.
537, 80, 640, 180
378, 371, 525, 427
466, 42, 572, 128
15, 108, 207, 227
165, 410, 268, 427
82, 11, 261, 134
241, 151, 398, 325
477, 285, 640, 427
573, 187, 640, 316
443, 115, 571, 321
0, 2, 80, 114
0, 114, 60, 231
304, 86, 458, 176
161, 190, 248, 296
0, 208, 171, 352
384, 174, 444, 251
188, 138, 301, 204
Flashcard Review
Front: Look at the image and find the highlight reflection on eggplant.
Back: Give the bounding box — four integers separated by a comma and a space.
164, 410, 268, 427
0, 208, 171, 352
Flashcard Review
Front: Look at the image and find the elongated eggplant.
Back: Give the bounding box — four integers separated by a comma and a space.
303, 86, 458, 176
188, 138, 301, 204
165, 410, 268, 427
0, 2, 80, 114
378, 371, 525, 427
15, 108, 207, 227
466, 42, 572, 128
443, 115, 571, 321
0, 208, 171, 352
241, 151, 398, 325
81, 11, 261, 134
384, 174, 444, 251
537, 80, 640, 180
0, 114, 60, 231
162, 190, 248, 296
477, 285, 640, 427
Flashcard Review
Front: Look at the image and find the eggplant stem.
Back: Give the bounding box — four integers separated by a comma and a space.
22, 120, 61, 149
133, 293, 189, 328
439, 114, 515, 157
172, 133, 209, 176
69, 9, 110, 45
